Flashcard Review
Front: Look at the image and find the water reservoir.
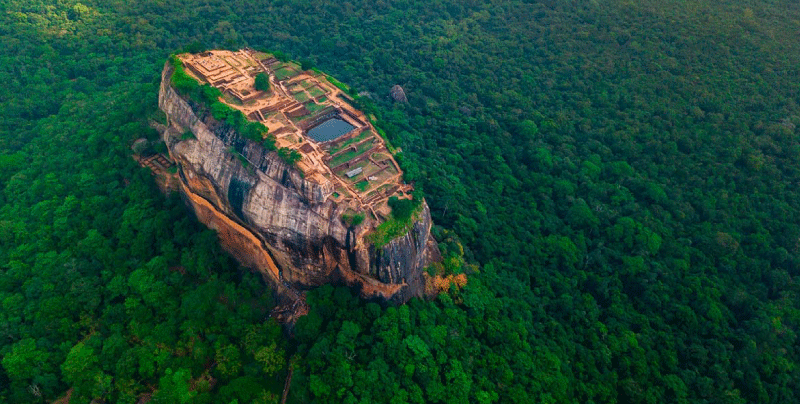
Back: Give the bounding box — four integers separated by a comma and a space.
306, 118, 355, 142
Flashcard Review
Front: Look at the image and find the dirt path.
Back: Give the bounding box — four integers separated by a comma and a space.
281, 361, 294, 404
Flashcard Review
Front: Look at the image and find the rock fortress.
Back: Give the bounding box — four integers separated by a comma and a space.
147, 49, 441, 319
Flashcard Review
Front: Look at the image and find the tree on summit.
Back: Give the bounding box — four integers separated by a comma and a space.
254, 73, 270, 92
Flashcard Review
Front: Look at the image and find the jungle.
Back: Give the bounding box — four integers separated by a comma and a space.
1, 0, 799, 403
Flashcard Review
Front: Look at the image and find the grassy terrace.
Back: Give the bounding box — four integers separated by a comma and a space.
306, 102, 327, 113
329, 138, 374, 168
289, 111, 310, 122
275, 67, 297, 80
365, 164, 397, 184
308, 86, 326, 98
355, 180, 369, 192
293, 91, 310, 102
274, 62, 301, 80
375, 184, 392, 194
221, 93, 244, 106
334, 186, 350, 199
329, 131, 372, 154
334, 159, 370, 178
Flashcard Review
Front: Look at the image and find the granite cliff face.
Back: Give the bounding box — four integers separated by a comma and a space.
158, 63, 436, 303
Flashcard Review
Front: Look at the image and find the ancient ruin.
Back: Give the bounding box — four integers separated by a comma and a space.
177, 50, 413, 220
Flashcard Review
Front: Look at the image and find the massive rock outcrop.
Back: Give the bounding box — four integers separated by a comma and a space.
157, 61, 437, 303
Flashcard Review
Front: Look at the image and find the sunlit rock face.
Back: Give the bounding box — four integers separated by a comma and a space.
158, 63, 437, 303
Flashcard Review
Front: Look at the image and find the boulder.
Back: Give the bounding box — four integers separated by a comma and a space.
390, 85, 407, 103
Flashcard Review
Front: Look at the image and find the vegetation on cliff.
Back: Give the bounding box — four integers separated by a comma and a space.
367, 194, 425, 248
1, 0, 800, 403
169, 55, 288, 158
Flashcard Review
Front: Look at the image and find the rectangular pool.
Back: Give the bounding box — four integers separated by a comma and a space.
306, 118, 355, 143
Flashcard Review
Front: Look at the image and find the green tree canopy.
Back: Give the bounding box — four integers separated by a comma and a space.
254, 72, 270, 92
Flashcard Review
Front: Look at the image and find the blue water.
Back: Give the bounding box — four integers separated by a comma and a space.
307, 118, 355, 142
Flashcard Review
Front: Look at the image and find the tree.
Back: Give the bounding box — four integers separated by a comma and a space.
62, 341, 110, 401
254, 343, 285, 377
277, 147, 302, 165
211, 102, 231, 121
254, 73, 270, 92
300, 59, 315, 71
152, 368, 197, 403
272, 51, 289, 62
214, 344, 242, 379
3, 338, 50, 383
388, 196, 418, 221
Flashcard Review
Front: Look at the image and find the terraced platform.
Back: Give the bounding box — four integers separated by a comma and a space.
177, 49, 413, 222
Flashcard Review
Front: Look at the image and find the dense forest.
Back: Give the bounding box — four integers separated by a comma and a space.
2, 0, 800, 403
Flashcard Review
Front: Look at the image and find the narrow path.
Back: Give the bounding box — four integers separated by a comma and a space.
281, 361, 294, 404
